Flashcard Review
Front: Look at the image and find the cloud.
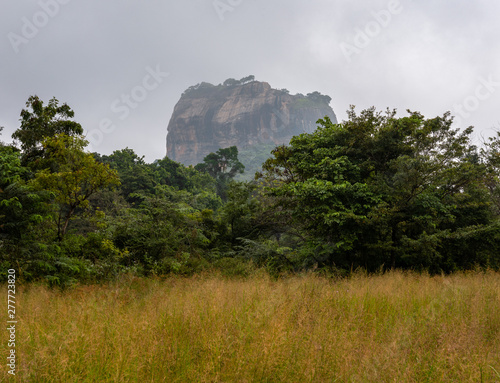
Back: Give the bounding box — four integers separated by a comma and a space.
1, 0, 499, 161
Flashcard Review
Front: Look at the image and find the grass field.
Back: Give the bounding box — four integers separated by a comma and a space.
3, 270, 500, 382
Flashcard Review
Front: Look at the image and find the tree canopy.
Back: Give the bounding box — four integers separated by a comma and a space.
2, 96, 500, 286
195, 146, 244, 201
259, 107, 498, 272
12, 95, 83, 167
32, 134, 120, 240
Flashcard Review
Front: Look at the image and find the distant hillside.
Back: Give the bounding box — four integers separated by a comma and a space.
166, 76, 337, 167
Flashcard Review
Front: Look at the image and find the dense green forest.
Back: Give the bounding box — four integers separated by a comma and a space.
1, 96, 500, 286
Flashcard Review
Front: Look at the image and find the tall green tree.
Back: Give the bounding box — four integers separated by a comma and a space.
0, 144, 56, 280
95, 148, 154, 203
220, 182, 260, 245
481, 131, 500, 215
195, 146, 244, 201
12, 96, 83, 167
260, 107, 495, 272
32, 134, 120, 240
113, 194, 212, 275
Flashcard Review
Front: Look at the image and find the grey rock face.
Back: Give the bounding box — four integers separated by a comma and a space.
166, 81, 337, 166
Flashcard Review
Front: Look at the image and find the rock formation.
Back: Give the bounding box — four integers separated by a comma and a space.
166, 79, 337, 166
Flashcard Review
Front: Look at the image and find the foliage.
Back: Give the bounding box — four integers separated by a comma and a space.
223, 78, 240, 86
96, 149, 218, 207
113, 194, 212, 275
4, 95, 500, 285
220, 182, 260, 246
481, 131, 500, 215
12, 95, 83, 167
240, 75, 255, 84
31, 134, 120, 240
0, 145, 24, 189
306, 91, 332, 105
259, 107, 498, 272
95, 148, 154, 203
195, 146, 244, 201
0, 144, 55, 281
182, 82, 217, 97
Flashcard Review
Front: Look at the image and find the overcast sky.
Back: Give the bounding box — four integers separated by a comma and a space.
1, 0, 499, 162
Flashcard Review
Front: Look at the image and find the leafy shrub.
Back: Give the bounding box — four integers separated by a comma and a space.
212, 257, 256, 278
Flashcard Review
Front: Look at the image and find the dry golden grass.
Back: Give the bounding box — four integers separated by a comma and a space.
3, 270, 500, 382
